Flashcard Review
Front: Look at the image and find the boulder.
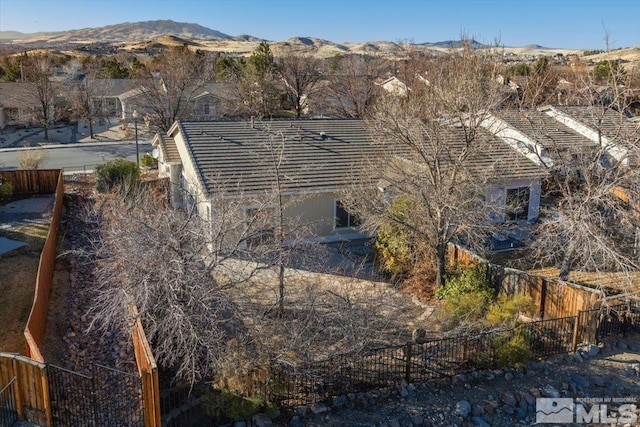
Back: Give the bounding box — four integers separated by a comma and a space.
455, 400, 471, 418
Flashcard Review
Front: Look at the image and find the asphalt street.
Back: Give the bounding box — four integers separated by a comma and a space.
0, 140, 153, 173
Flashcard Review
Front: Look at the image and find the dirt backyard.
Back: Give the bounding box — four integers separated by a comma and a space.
0, 195, 56, 354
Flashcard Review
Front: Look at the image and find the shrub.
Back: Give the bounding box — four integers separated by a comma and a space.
95, 158, 139, 193
440, 291, 490, 329
485, 294, 536, 327
0, 181, 14, 198
436, 266, 493, 301
493, 332, 531, 368
140, 153, 158, 169
213, 390, 277, 421
373, 197, 416, 278
19, 148, 48, 170
436, 267, 494, 329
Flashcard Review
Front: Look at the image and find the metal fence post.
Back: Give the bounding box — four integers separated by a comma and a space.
405, 343, 412, 384
572, 312, 582, 351
91, 364, 100, 427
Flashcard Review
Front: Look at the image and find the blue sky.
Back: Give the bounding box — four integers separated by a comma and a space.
0, 0, 638, 49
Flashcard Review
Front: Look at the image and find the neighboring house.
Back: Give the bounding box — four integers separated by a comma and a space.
156, 119, 547, 245
375, 76, 409, 96
482, 105, 639, 250
540, 105, 638, 165
0, 82, 37, 128
85, 79, 143, 119
190, 82, 225, 121
484, 108, 599, 169
117, 86, 148, 120
485, 106, 637, 170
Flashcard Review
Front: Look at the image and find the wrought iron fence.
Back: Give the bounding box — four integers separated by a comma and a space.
0, 377, 18, 427
47, 364, 143, 427
160, 384, 217, 427
158, 304, 640, 423
595, 303, 640, 340
267, 314, 583, 407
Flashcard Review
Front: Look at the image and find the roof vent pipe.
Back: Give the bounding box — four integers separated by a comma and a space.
250, 116, 254, 129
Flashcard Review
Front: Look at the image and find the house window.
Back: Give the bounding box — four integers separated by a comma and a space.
335, 200, 360, 229
245, 207, 275, 248
505, 187, 530, 221
6, 108, 19, 121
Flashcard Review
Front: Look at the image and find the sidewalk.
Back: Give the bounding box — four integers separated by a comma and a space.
0, 118, 141, 149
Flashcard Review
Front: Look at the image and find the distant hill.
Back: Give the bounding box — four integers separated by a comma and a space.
4, 19, 631, 62
2, 20, 230, 43
129, 35, 204, 50
420, 39, 487, 49
0, 31, 29, 40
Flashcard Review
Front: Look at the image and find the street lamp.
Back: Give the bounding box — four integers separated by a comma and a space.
132, 109, 139, 169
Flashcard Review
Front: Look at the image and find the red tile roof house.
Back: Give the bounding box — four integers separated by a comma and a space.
154, 118, 548, 248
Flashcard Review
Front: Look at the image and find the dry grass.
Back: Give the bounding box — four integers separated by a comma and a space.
0, 223, 49, 353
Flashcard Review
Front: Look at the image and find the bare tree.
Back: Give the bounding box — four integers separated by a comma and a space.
346, 43, 506, 289
510, 34, 640, 292
275, 52, 322, 118
19, 53, 59, 141
85, 186, 259, 385
83, 175, 419, 387
325, 54, 386, 118
521, 107, 640, 287
70, 64, 110, 139
136, 46, 216, 132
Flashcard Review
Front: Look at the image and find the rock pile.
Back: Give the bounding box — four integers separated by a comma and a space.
275, 340, 640, 427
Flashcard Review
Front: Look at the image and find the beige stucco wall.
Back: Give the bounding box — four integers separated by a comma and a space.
486, 178, 541, 223
283, 192, 367, 241
206, 191, 367, 244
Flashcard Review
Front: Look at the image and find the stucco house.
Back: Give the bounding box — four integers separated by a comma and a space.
0, 82, 47, 129
484, 106, 637, 170
154, 118, 548, 246
85, 78, 142, 119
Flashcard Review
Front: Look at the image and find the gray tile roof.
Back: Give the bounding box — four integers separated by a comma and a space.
553, 106, 640, 148
85, 79, 143, 97
154, 133, 181, 163
173, 119, 382, 196
172, 119, 546, 197
497, 108, 596, 151
393, 124, 548, 184
0, 82, 35, 108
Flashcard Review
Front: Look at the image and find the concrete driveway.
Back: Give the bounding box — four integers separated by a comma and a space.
0, 195, 55, 255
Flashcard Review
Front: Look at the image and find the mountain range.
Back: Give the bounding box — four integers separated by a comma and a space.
0, 20, 230, 43
0, 19, 629, 61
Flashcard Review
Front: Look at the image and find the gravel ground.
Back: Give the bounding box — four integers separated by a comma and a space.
285, 338, 640, 427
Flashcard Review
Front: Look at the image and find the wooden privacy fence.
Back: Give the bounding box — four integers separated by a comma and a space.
130, 305, 161, 427
0, 353, 50, 426
3, 169, 159, 426
447, 243, 602, 319
23, 170, 64, 362
0, 169, 61, 194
